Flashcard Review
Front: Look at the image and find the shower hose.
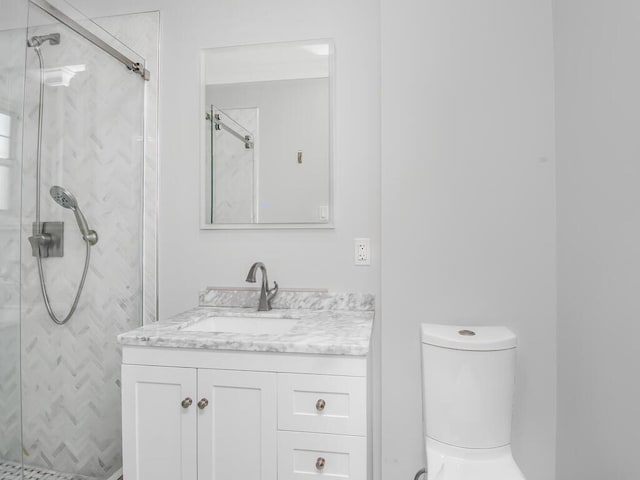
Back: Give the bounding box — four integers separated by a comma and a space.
32, 45, 93, 326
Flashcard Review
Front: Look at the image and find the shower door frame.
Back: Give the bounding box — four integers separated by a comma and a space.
30, 0, 150, 80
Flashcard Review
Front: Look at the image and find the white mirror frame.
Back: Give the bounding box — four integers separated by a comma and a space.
199, 39, 335, 230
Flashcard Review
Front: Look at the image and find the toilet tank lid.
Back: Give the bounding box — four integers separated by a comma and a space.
421, 324, 517, 351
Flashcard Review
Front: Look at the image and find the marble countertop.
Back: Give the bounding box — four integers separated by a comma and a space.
118, 289, 374, 356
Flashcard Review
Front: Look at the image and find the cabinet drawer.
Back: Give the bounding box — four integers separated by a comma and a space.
278, 431, 366, 480
278, 373, 366, 435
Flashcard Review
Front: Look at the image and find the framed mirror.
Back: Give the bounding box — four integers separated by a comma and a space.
200, 40, 334, 229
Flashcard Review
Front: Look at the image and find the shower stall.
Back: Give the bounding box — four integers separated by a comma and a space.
0, 0, 156, 478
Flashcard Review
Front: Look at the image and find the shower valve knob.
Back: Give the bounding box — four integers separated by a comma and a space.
181, 397, 193, 409
29, 222, 64, 258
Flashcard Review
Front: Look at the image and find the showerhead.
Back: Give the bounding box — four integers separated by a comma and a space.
49, 185, 98, 246
27, 33, 61, 48
50, 185, 78, 210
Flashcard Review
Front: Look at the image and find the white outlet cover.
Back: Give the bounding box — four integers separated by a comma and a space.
354, 238, 371, 266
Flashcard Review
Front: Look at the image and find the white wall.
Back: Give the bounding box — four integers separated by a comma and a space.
0, 0, 27, 30
73, 0, 382, 477
25, 0, 640, 477
73, 1, 561, 479
554, 1, 640, 477
75, 0, 380, 313
380, 1, 557, 479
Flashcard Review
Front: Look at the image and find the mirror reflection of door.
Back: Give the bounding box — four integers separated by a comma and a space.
206, 106, 258, 224
202, 40, 333, 227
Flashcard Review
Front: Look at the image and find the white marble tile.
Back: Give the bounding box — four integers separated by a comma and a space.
199, 287, 375, 311
120, 290, 375, 356
95, 12, 160, 326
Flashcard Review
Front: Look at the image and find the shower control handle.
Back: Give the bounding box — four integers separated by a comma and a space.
28, 222, 64, 258
28, 233, 52, 257
181, 397, 193, 409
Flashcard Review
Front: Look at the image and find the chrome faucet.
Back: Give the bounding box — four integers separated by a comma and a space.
245, 262, 279, 311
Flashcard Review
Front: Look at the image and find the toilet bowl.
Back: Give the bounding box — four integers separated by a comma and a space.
420, 324, 525, 480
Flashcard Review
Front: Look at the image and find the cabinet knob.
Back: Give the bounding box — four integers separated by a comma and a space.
315, 399, 326, 412
198, 398, 209, 409
315, 457, 326, 471
181, 397, 193, 409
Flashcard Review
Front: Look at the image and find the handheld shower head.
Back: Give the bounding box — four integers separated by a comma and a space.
50, 185, 78, 210
49, 186, 98, 245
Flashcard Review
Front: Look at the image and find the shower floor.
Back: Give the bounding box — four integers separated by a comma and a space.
0, 461, 99, 480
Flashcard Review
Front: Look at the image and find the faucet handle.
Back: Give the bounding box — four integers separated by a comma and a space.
268, 281, 279, 301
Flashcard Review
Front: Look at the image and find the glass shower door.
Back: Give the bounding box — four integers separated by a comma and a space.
0, 0, 28, 477
18, 1, 147, 479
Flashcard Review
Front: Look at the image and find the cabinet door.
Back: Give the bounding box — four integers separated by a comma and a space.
197, 369, 277, 480
122, 365, 197, 480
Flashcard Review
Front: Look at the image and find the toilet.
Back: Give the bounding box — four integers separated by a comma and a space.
420, 324, 525, 480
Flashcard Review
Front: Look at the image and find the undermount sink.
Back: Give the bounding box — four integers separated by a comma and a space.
180, 315, 299, 335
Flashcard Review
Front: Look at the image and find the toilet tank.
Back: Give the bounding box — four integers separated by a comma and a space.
421, 324, 517, 449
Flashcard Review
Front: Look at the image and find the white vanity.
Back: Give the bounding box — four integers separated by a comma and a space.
119, 289, 373, 480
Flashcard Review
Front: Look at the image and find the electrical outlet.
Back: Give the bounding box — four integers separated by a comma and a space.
354, 238, 371, 266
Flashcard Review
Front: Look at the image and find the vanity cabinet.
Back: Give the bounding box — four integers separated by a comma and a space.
122, 365, 277, 480
121, 347, 368, 480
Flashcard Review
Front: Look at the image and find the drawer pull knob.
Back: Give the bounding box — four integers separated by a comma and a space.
181, 397, 193, 409
198, 398, 209, 409
315, 457, 326, 471
315, 399, 326, 412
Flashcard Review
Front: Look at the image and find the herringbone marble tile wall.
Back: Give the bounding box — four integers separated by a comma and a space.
14, 10, 159, 480
0, 320, 21, 464
96, 12, 159, 327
